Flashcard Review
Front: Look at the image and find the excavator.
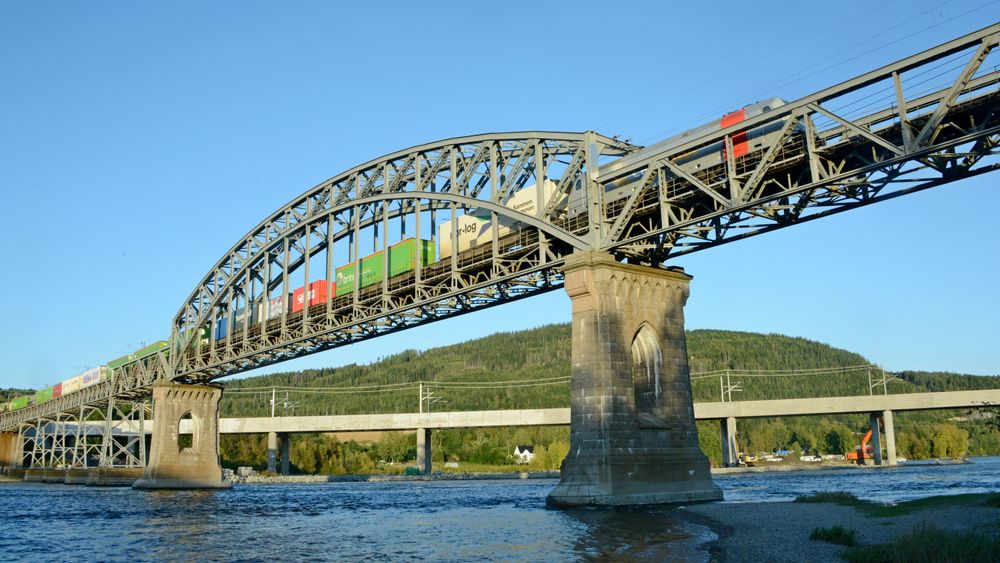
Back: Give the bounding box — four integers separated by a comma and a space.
846, 418, 882, 464
735, 435, 756, 466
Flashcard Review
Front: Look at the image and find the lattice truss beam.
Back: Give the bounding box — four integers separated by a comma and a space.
12, 401, 146, 469
599, 24, 1000, 263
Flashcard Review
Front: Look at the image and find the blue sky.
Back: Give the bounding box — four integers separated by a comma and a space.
1, 1, 998, 390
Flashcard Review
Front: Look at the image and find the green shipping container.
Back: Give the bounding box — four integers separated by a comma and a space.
336, 239, 435, 296
11, 395, 31, 410
35, 387, 53, 404
135, 340, 169, 359
107, 354, 133, 370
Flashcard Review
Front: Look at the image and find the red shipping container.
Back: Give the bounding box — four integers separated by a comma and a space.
292, 280, 331, 312
53, 383, 63, 399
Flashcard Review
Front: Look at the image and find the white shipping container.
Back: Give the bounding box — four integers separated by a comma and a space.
504, 179, 557, 217
267, 296, 286, 320
62, 375, 83, 395
438, 181, 558, 258
439, 214, 489, 258
80, 366, 106, 388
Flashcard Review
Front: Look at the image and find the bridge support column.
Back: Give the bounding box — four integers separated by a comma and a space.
720, 417, 740, 467
279, 432, 290, 475
869, 413, 883, 466
882, 410, 897, 466
0, 432, 17, 467
416, 428, 432, 474
548, 252, 721, 506
267, 432, 278, 473
133, 381, 231, 489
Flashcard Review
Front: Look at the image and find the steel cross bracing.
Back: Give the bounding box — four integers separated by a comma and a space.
3, 24, 1000, 432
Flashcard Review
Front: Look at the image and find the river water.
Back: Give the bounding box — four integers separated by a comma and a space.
1, 458, 998, 562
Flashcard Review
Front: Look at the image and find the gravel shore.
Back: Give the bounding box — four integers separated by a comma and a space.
682, 499, 1000, 562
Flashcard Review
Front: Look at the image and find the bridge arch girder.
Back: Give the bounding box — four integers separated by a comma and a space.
170, 132, 636, 379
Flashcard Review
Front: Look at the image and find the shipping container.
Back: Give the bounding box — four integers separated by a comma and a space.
108, 340, 170, 372
135, 341, 169, 360
81, 366, 106, 388
439, 213, 507, 258
11, 396, 31, 410
335, 239, 434, 296
233, 303, 263, 331
267, 294, 291, 320
62, 375, 82, 395
291, 281, 332, 313
35, 387, 54, 404
215, 317, 228, 341
53, 383, 63, 399
505, 179, 556, 217
438, 181, 556, 258
107, 354, 133, 370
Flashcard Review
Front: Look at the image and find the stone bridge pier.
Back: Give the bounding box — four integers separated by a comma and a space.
547, 252, 721, 506
133, 381, 231, 489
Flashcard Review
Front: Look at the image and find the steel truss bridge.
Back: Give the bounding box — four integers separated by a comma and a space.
3, 24, 1000, 451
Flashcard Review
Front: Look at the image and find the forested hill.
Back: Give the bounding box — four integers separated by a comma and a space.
220, 325, 999, 418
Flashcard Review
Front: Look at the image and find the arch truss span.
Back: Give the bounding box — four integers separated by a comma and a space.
171, 132, 636, 382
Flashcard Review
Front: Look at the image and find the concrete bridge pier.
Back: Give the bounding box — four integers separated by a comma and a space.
267, 431, 278, 473
869, 413, 884, 465
133, 381, 231, 489
869, 410, 898, 466
265, 431, 291, 474
720, 417, 740, 467
279, 432, 290, 475
882, 410, 897, 466
416, 428, 432, 474
548, 252, 722, 507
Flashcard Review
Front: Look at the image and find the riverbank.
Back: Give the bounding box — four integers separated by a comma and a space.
240, 469, 560, 484
682, 494, 1000, 562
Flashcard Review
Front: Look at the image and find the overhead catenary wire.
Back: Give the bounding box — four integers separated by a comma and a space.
615, 0, 999, 148
224, 376, 572, 396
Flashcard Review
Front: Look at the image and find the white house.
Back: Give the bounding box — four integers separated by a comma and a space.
514, 445, 535, 464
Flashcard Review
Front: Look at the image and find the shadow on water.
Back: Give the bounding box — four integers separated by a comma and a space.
559, 505, 717, 562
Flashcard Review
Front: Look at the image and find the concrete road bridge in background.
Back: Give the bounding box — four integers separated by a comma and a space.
216, 388, 1000, 474
5, 389, 996, 482
3, 24, 1000, 505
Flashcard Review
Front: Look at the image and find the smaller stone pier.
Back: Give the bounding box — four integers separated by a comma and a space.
133, 381, 231, 489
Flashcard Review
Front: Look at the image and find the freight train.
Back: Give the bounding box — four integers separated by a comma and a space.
0, 341, 176, 413
2, 98, 791, 415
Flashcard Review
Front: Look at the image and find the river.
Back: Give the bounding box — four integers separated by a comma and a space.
1, 457, 998, 562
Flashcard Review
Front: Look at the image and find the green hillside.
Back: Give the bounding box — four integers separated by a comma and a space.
215, 325, 1000, 472
221, 325, 996, 415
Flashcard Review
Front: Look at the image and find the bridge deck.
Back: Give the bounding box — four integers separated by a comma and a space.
212, 390, 1000, 434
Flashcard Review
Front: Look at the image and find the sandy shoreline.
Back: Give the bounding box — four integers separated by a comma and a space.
681, 499, 1000, 562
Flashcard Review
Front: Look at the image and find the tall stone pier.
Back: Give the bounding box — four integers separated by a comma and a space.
133, 381, 231, 489
547, 252, 721, 506
0, 432, 18, 467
